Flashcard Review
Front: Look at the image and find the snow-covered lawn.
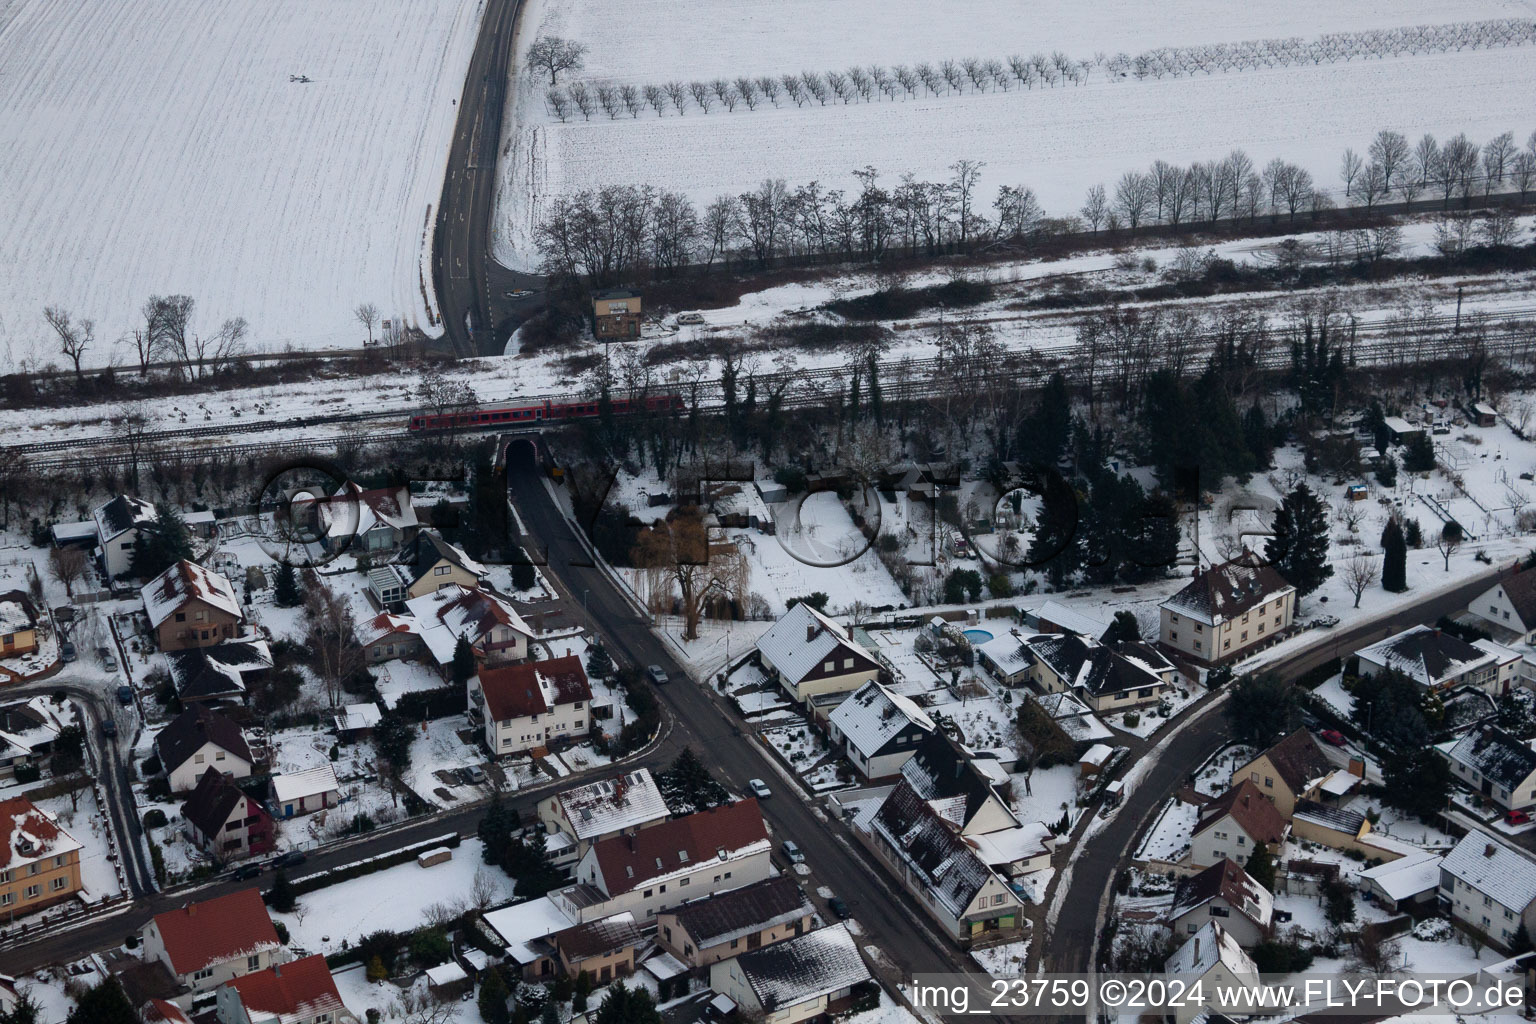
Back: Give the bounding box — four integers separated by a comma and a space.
761, 722, 848, 791
274, 837, 514, 954
1008, 763, 1080, 827
0, 0, 481, 366
1192, 743, 1255, 797
971, 937, 1031, 977
32, 790, 123, 902
929, 694, 1019, 756
402, 717, 491, 807
1134, 797, 1199, 864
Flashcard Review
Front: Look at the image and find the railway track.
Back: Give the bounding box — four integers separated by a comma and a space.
21, 305, 1536, 470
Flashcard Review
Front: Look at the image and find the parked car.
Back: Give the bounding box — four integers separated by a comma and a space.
748, 778, 771, 800
100, 718, 117, 738
60, 640, 77, 663
1508, 810, 1531, 826
781, 840, 804, 865
230, 862, 265, 880
273, 851, 308, 868
463, 765, 487, 785
116, 685, 135, 706
97, 647, 118, 672
1320, 729, 1348, 747
675, 312, 705, 325
827, 896, 851, 919
647, 665, 669, 685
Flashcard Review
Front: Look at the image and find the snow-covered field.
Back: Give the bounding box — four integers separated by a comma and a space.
0, 0, 482, 367
496, 0, 1536, 268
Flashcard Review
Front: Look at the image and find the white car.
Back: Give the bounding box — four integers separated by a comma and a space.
675, 312, 705, 326
781, 841, 805, 865
748, 778, 771, 799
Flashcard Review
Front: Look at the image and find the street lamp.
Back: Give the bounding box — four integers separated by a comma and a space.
582, 589, 589, 616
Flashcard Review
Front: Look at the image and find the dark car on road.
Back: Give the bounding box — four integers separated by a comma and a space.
116, 685, 135, 706
100, 718, 117, 738
231, 862, 264, 880
273, 851, 308, 869
828, 896, 851, 919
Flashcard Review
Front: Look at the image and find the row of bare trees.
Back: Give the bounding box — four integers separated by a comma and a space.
543, 18, 1536, 121
535, 160, 1033, 283
41, 295, 248, 381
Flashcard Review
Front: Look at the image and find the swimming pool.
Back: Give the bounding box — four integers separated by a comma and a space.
963, 628, 994, 643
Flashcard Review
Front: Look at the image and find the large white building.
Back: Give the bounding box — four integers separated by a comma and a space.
92, 494, 158, 579
755, 603, 880, 704
1439, 831, 1536, 951
1160, 552, 1296, 664
469, 655, 592, 756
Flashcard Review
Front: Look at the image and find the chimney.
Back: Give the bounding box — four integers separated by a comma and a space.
1193, 936, 1201, 962
187, 902, 196, 916
807, 624, 817, 643
272, 963, 281, 978
1486, 843, 1497, 857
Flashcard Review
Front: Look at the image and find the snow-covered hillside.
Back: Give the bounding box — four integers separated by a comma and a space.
0, 0, 482, 368
494, 0, 1536, 268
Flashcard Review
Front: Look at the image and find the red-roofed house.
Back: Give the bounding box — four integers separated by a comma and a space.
357, 612, 424, 665
142, 560, 245, 652
215, 954, 357, 1024
470, 655, 592, 756
141, 889, 284, 995
141, 998, 194, 1024
0, 795, 84, 915
1189, 781, 1289, 870
560, 799, 772, 923
405, 583, 532, 668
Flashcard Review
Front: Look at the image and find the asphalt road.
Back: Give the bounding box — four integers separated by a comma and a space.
431, 0, 544, 358
502, 443, 986, 986
1045, 562, 1514, 977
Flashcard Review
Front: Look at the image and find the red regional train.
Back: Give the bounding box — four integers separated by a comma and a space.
407, 394, 684, 431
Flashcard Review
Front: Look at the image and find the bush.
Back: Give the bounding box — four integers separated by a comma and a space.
140, 755, 161, 777
143, 809, 168, 829
986, 573, 1014, 599
273, 920, 290, 944
13, 764, 41, 783
1124, 712, 1140, 727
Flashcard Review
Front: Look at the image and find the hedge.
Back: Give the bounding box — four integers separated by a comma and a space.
394, 686, 466, 721
274, 833, 462, 903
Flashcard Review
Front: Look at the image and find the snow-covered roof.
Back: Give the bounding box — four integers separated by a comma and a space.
829, 681, 935, 759
1358, 851, 1444, 902
1382, 415, 1417, 434
1025, 633, 1172, 699
0, 697, 71, 758
50, 520, 97, 543
1080, 743, 1113, 767
482, 896, 577, 963
966, 822, 1052, 869
319, 483, 418, 540
1356, 625, 1496, 688
1318, 770, 1361, 797
1441, 831, 1536, 913
1171, 859, 1273, 930
398, 530, 487, 583
141, 560, 242, 629
1162, 551, 1294, 626
1034, 692, 1114, 743
164, 639, 271, 701
553, 768, 670, 842
642, 951, 689, 982
477, 656, 591, 720
976, 632, 1032, 678
1439, 727, 1536, 793
1293, 799, 1366, 836
1033, 600, 1111, 639
732, 923, 870, 1010
870, 781, 1006, 917
92, 494, 157, 542
425, 962, 468, 986
755, 602, 864, 685
0, 796, 83, 875
270, 764, 340, 803
591, 799, 769, 895
405, 584, 531, 665
0, 596, 35, 636
1165, 921, 1258, 979
670, 877, 812, 949
333, 702, 383, 733
357, 610, 420, 647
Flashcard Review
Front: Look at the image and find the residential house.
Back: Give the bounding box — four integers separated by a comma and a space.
332, 702, 382, 742
0, 593, 38, 659
537, 768, 671, 862
480, 896, 581, 980
560, 799, 773, 923
898, 733, 1021, 837
318, 483, 418, 554
1164, 922, 1261, 1023
1231, 729, 1335, 818
156, 707, 254, 794
1474, 638, 1526, 693
1356, 625, 1501, 694
708, 924, 871, 1024
1383, 415, 1424, 443
1032, 692, 1114, 745
396, 531, 487, 600
755, 603, 881, 705
827, 681, 936, 780
551, 913, 643, 982
964, 821, 1054, 881
1159, 552, 1297, 664
861, 781, 1025, 943
0, 796, 84, 915
163, 640, 272, 706
1468, 572, 1536, 644
93, 494, 158, 579
1289, 800, 1398, 860
1023, 633, 1177, 712
593, 289, 642, 340
1437, 726, 1536, 812
1190, 781, 1289, 870
0, 697, 69, 779
141, 999, 195, 1024
269, 765, 341, 818
405, 584, 532, 670
1439, 831, 1536, 951
1168, 858, 1274, 947
975, 631, 1034, 687
657, 877, 815, 968
470, 655, 591, 756
143, 560, 244, 652
357, 612, 424, 664
215, 954, 358, 1024
182, 768, 274, 861
141, 889, 284, 995
1358, 851, 1444, 913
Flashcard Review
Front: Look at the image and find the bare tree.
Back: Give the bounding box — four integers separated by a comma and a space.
524, 36, 587, 85
689, 80, 714, 112
1435, 520, 1464, 571
632, 512, 747, 641
567, 81, 593, 119
547, 87, 571, 121
1080, 183, 1109, 231
950, 159, 985, 249
48, 546, 87, 598
642, 84, 666, 116
1369, 129, 1410, 191
354, 303, 378, 346
1342, 553, 1379, 607
1340, 147, 1363, 201
471, 866, 500, 911
42, 307, 93, 386
303, 577, 364, 707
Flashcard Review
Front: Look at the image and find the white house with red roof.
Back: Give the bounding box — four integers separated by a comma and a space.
0, 795, 85, 914
559, 798, 772, 924
215, 953, 357, 1024
356, 611, 424, 664
142, 560, 245, 652
469, 655, 592, 755
405, 583, 532, 669
317, 483, 418, 554
537, 768, 672, 857
141, 888, 284, 995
